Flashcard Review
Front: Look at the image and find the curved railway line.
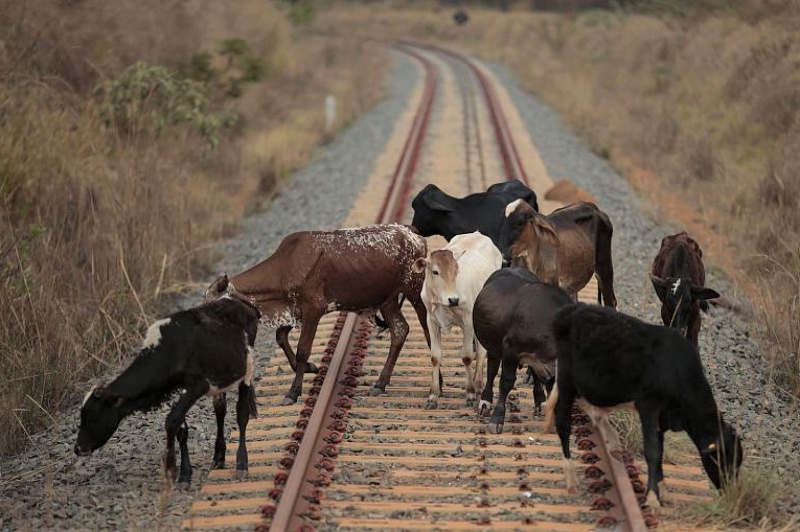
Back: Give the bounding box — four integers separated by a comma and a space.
181, 43, 714, 531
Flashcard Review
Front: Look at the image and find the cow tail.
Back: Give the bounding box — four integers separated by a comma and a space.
594, 210, 616, 308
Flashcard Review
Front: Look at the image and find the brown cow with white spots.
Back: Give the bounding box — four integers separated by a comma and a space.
205, 223, 430, 405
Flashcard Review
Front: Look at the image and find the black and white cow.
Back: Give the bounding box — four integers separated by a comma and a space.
74, 296, 260, 489
410, 179, 539, 245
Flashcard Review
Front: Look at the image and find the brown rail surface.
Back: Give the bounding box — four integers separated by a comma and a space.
180, 44, 713, 532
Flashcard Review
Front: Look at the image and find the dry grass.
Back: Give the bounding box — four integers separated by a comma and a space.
686, 466, 799, 530
0, 0, 386, 456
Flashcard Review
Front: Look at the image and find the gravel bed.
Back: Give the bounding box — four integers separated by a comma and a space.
1, 49, 797, 531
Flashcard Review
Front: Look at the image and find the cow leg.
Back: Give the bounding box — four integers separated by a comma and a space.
235, 382, 253, 480
489, 343, 518, 434
164, 380, 207, 489
639, 406, 664, 511
276, 326, 318, 374
555, 382, 579, 493
282, 312, 323, 405
461, 320, 479, 408
426, 314, 443, 410
371, 301, 409, 395
474, 342, 487, 409
479, 354, 500, 417
408, 294, 431, 348
176, 422, 191, 489
524, 366, 535, 385
211, 393, 227, 469
531, 373, 546, 416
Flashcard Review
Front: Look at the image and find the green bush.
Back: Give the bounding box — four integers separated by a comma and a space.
96, 62, 233, 147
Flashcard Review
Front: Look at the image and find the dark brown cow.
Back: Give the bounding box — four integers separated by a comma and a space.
473, 267, 573, 433
650, 231, 720, 346
498, 200, 617, 308
205, 224, 431, 405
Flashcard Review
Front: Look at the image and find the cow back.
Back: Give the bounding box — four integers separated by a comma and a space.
651, 232, 706, 286
474, 268, 571, 360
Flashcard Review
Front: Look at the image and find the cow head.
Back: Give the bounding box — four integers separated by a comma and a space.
498, 200, 559, 278
205, 273, 231, 302
650, 274, 720, 332
410, 184, 455, 238
700, 422, 743, 490
74, 386, 126, 456
414, 249, 464, 307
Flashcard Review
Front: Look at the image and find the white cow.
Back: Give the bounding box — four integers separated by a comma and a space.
413, 231, 502, 409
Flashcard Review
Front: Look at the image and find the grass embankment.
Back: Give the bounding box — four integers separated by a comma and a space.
0, 0, 385, 457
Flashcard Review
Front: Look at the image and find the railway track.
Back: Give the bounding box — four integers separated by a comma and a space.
181, 43, 712, 531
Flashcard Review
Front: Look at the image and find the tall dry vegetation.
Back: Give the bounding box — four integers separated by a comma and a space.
327, 3, 800, 398
0, 0, 385, 456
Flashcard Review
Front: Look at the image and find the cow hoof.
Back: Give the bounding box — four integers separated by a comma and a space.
478, 400, 491, 417
236, 469, 249, 481
645, 491, 661, 513
211, 459, 225, 470
425, 399, 438, 410
305, 362, 320, 374
176, 481, 191, 491
281, 396, 297, 406
369, 386, 386, 397
487, 423, 504, 435
533, 405, 543, 417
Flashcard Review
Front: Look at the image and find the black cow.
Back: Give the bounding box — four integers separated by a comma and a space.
549, 303, 742, 509
473, 267, 573, 433
410, 179, 539, 246
75, 297, 260, 489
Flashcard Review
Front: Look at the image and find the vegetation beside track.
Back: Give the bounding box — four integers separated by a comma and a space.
0, 0, 386, 457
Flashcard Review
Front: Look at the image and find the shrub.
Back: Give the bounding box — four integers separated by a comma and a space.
96, 62, 235, 148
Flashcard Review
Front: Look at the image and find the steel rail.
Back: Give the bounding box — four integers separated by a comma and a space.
185, 41, 679, 532
266, 44, 440, 532
405, 42, 530, 187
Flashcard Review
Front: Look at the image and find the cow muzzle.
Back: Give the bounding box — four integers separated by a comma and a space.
74, 444, 93, 457
447, 297, 460, 307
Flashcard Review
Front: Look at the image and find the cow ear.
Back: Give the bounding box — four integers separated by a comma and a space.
412, 257, 427, 274
534, 218, 560, 248
650, 274, 669, 300
693, 286, 720, 301
450, 248, 466, 261
422, 193, 455, 212
102, 393, 125, 409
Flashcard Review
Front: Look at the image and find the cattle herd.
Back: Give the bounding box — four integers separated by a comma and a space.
74, 178, 743, 512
